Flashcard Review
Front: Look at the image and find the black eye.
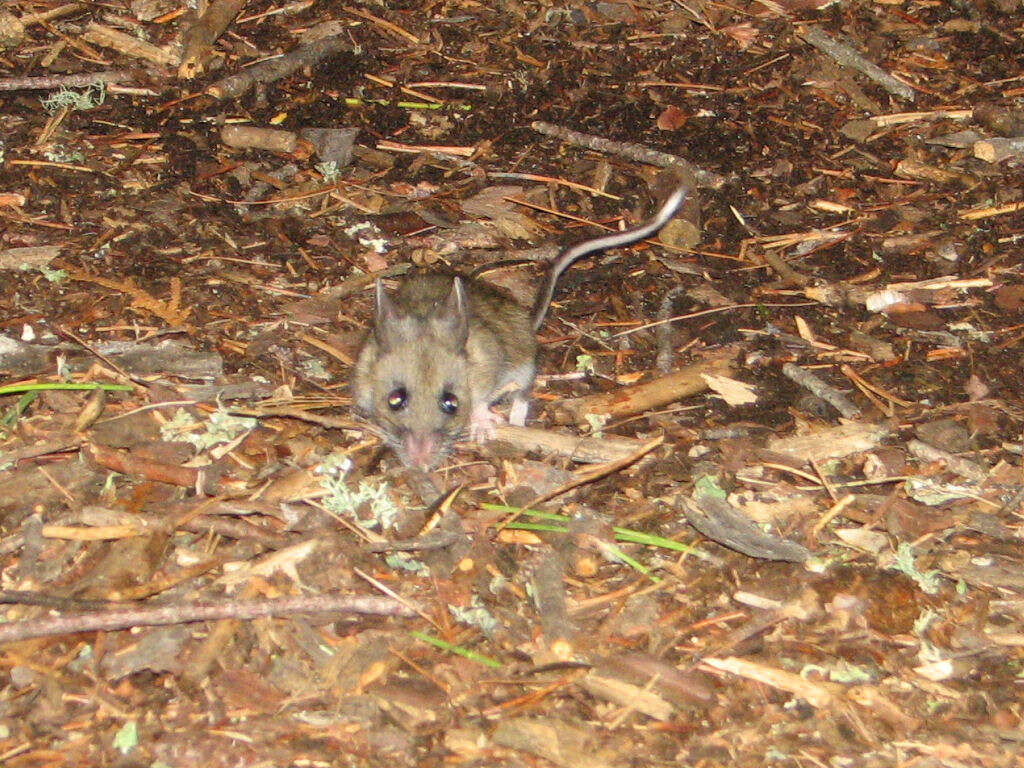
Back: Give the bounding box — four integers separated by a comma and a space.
386, 387, 408, 411
439, 391, 458, 415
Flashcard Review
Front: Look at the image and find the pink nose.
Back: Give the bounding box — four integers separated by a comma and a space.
403, 433, 437, 467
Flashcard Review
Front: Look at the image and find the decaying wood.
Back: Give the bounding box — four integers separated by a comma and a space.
700, 656, 837, 708
207, 33, 351, 99
973, 136, 1024, 163
84, 443, 243, 495
554, 347, 736, 426
578, 673, 675, 721
0, 594, 416, 644
179, 0, 248, 78
0, 3, 82, 49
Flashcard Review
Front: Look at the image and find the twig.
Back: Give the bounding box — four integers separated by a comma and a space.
530, 121, 724, 189
781, 362, 861, 419
0, 70, 131, 92
798, 26, 915, 102
207, 34, 351, 99
0, 594, 417, 643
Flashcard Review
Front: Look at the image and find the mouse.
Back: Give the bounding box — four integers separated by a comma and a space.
350, 185, 689, 468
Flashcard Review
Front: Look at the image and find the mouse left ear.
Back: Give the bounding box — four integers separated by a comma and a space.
373, 279, 400, 348
438, 277, 469, 347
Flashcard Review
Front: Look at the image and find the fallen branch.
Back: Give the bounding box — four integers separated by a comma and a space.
0, 594, 417, 644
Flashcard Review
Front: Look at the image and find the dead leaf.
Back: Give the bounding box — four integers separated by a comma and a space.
656, 105, 687, 130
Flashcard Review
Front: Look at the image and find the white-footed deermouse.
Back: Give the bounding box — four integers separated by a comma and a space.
350, 186, 688, 468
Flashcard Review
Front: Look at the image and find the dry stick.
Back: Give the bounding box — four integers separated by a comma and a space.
0, 594, 416, 644
83, 22, 179, 67
0, 70, 131, 92
207, 34, 351, 100
781, 362, 861, 419
530, 121, 724, 189
798, 25, 915, 103
179, 0, 249, 79
556, 348, 735, 426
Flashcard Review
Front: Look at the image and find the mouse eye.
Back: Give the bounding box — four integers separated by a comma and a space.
439, 391, 459, 415
386, 387, 408, 411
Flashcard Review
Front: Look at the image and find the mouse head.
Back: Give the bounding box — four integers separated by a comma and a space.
365, 277, 471, 468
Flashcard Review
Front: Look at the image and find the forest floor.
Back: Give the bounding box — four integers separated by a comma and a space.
1, 0, 1024, 765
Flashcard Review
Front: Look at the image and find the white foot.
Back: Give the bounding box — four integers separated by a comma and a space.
469, 402, 505, 442
508, 395, 529, 427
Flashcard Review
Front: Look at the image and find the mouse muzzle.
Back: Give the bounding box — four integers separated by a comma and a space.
402, 431, 439, 468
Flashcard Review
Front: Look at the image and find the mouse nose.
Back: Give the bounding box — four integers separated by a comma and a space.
403, 433, 437, 468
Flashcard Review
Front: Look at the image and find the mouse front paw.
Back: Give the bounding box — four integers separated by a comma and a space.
469, 402, 505, 443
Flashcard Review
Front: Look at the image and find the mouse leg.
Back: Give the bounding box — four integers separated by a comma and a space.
508, 393, 529, 426
469, 401, 505, 442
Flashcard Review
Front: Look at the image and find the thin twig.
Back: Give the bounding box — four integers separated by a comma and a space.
0, 594, 417, 643
0, 70, 131, 92
530, 121, 724, 189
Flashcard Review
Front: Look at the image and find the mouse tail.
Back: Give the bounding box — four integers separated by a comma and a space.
530, 186, 688, 332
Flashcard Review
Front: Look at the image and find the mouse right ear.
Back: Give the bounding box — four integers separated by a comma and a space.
373, 279, 398, 347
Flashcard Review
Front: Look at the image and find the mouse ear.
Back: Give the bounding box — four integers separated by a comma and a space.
437, 277, 469, 347
373, 279, 399, 348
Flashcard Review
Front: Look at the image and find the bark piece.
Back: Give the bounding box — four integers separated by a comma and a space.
682, 493, 810, 562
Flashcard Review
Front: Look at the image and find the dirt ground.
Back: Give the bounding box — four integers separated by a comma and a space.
1, 0, 1024, 765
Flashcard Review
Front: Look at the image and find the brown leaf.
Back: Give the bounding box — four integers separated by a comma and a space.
656, 104, 687, 130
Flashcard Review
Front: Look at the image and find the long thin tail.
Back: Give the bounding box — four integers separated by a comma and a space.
530, 186, 689, 332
